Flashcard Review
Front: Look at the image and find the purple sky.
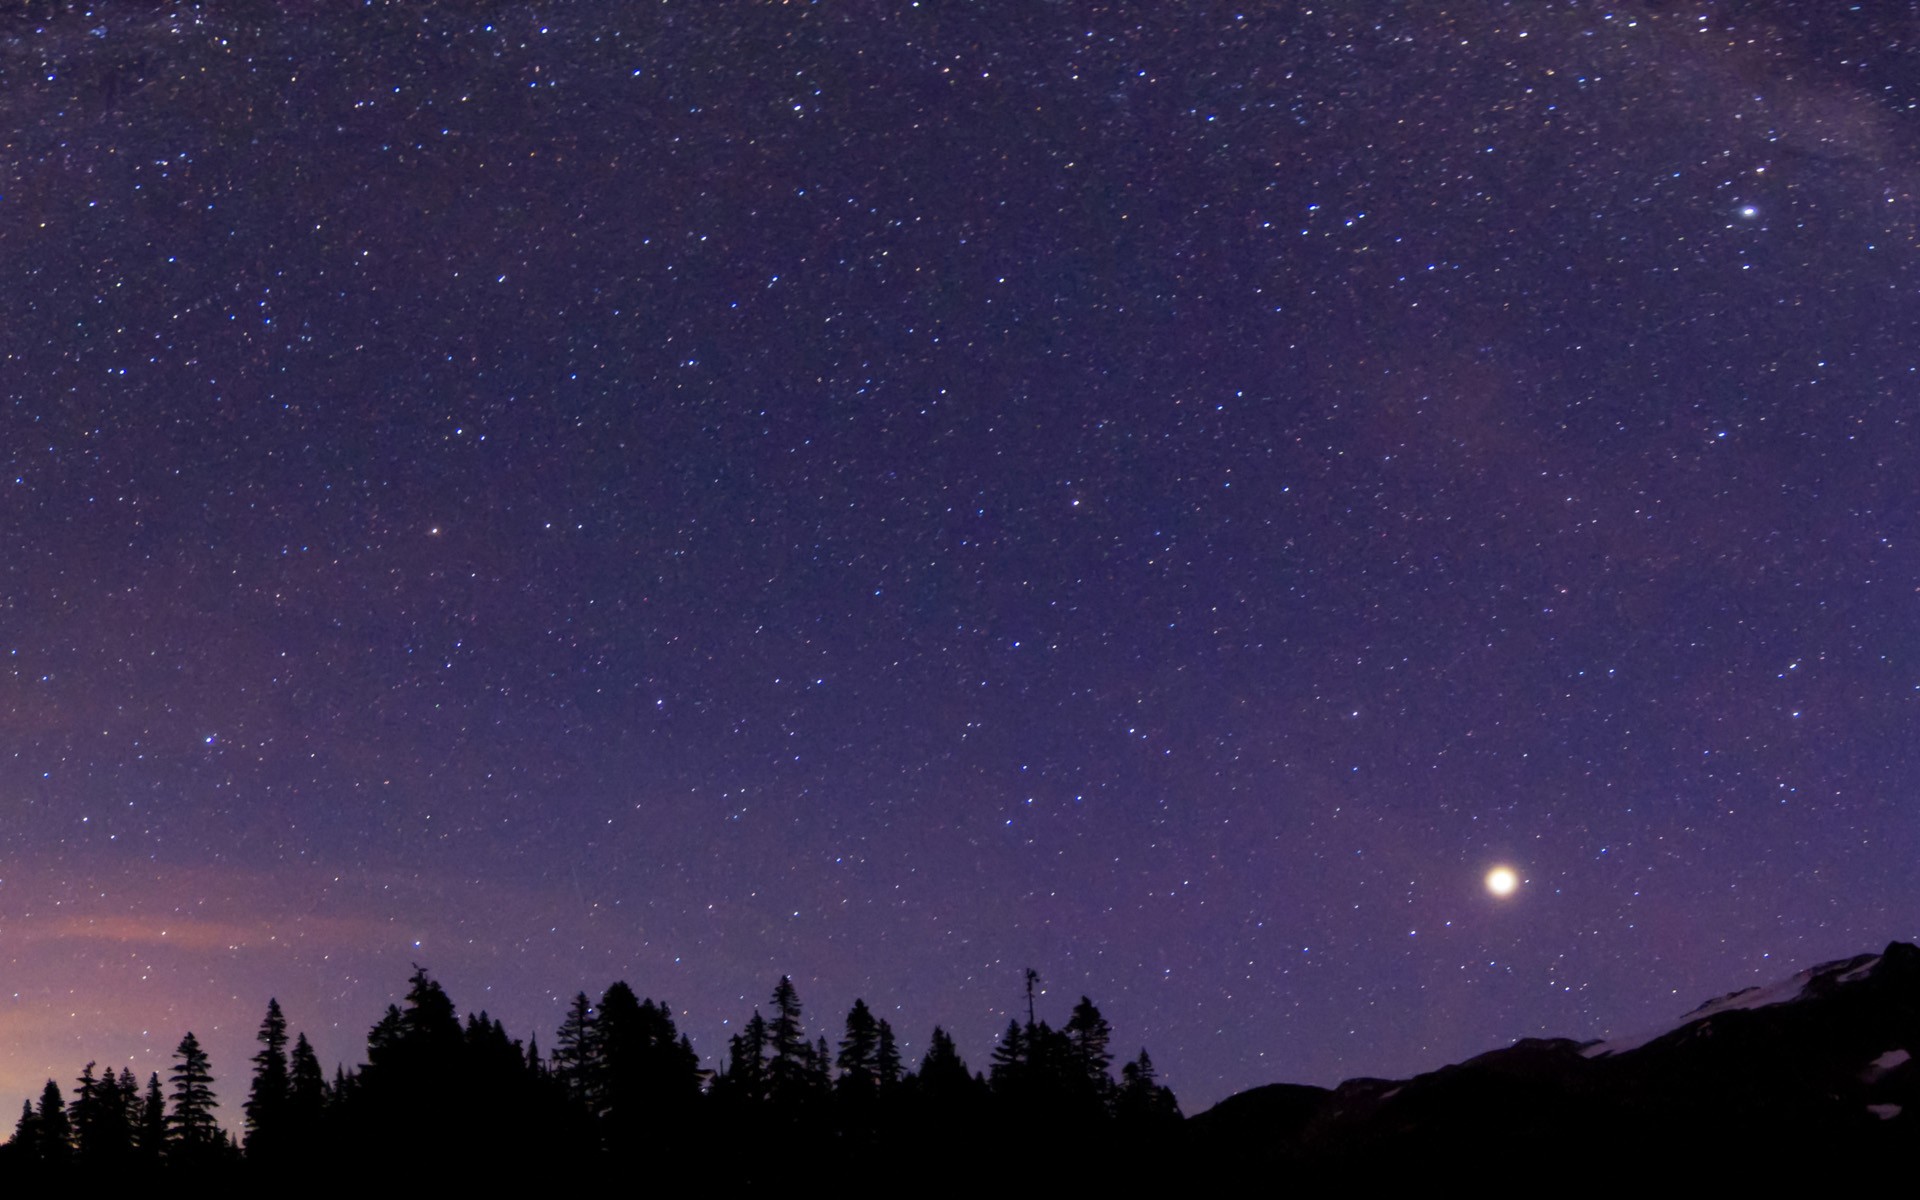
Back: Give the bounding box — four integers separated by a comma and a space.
4, 1, 1917, 1118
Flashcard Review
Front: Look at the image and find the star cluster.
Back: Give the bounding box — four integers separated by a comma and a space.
3, 1, 1918, 1113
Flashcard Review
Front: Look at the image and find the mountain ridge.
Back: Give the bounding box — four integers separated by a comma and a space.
1190, 940, 1920, 1173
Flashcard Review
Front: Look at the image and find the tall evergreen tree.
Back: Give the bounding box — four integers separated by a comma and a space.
917, 1026, 971, 1093
810, 1036, 834, 1099
167, 1031, 220, 1155
594, 982, 701, 1151
1064, 996, 1116, 1100
721, 1011, 770, 1105
69, 1062, 102, 1160
365, 1004, 403, 1073
10, 1098, 39, 1158
245, 997, 291, 1158
989, 1018, 1028, 1089
875, 1019, 902, 1092
287, 1033, 326, 1139
36, 1079, 71, 1162
400, 967, 463, 1051
766, 975, 807, 1103
115, 1067, 141, 1156
552, 991, 597, 1107
136, 1072, 166, 1161
70, 1061, 133, 1163
836, 999, 881, 1097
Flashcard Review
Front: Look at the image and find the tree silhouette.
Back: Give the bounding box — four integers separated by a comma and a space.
287, 1033, 326, 1147
989, 1018, 1029, 1089
137, 1072, 166, 1162
1064, 995, 1117, 1116
9, 1097, 39, 1161
1116, 1049, 1181, 1125
245, 998, 291, 1159
718, 1010, 770, 1105
3, 960, 1188, 1178
875, 1019, 902, 1093
36, 1079, 70, 1162
594, 982, 701, 1153
553, 991, 597, 1107
766, 975, 808, 1105
70, 1061, 134, 1164
166, 1032, 220, 1157
836, 998, 881, 1099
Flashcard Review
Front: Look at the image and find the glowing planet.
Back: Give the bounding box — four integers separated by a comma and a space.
1485, 866, 1519, 897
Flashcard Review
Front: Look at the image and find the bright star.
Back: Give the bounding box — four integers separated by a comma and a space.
1486, 866, 1519, 897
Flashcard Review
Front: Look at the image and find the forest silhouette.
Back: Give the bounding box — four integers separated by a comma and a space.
1, 967, 1181, 1181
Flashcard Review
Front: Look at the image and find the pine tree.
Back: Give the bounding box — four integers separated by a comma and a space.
918, 1026, 971, 1092
766, 976, 807, 1103
137, 1072, 166, 1161
10, 1098, 39, 1158
836, 999, 881, 1097
70, 1061, 133, 1164
167, 1031, 220, 1155
594, 984, 701, 1153
810, 1036, 834, 1098
245, 997, 291, 1159
553, 991, 597, 1107
36, 1079, 70, 1162
989, 1018, 1028, 1090
721, 1011, 769, 1104
1117, 1049, 1181, 1124
875, 1019, 902, 1092
365, 1004, 403, 1073
1064, 996, 1115, 1101
69, 1062, 101, 1160
288, 1033, 326, 1148
400, 966, 463, 1053
114, 1068, 141, 1158
906, 1025, 983, 1131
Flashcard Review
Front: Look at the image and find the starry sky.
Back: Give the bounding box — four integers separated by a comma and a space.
4, 1, 1918, 1117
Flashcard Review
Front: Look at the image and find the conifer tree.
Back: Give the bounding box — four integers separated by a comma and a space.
1064, 996, 1115, 1101
722, 1011, 770, 1104
810, 1036, 834, 1098
918, 1026, 971, 1092
989, 1018, 1028, 1089
167, 1031, 220, 1155
36, 1079, 70, 1162
288, 1033, 326, 1147
553, 991, 597, 1106
875, 1019, 902, 1092
400, 967, 463, 1054
1117, 1049, 1181, 1124
69, 1062, 101, 1159
115, 1067, 141, 1155
365, 1005, 403, 1073
766, 976, 807, 1102
245, 997, 291, 1158
137, 1072, 166, 1161
836, 999, 881, 1097
10, 1098, 39, 1157
593, 983, 700, 1150
70, 1060, 134, 1163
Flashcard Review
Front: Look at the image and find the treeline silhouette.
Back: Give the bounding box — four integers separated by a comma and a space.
2, 968, 1180, 1181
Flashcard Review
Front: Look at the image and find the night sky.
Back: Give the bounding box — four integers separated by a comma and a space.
5, 1, 1919, 1118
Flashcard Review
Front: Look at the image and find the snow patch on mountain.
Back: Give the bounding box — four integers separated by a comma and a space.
1864, 1048, 1910, 1079
1583, 950, 1883, 1059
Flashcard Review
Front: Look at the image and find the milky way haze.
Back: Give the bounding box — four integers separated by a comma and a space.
4, 1, 1918, 1116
